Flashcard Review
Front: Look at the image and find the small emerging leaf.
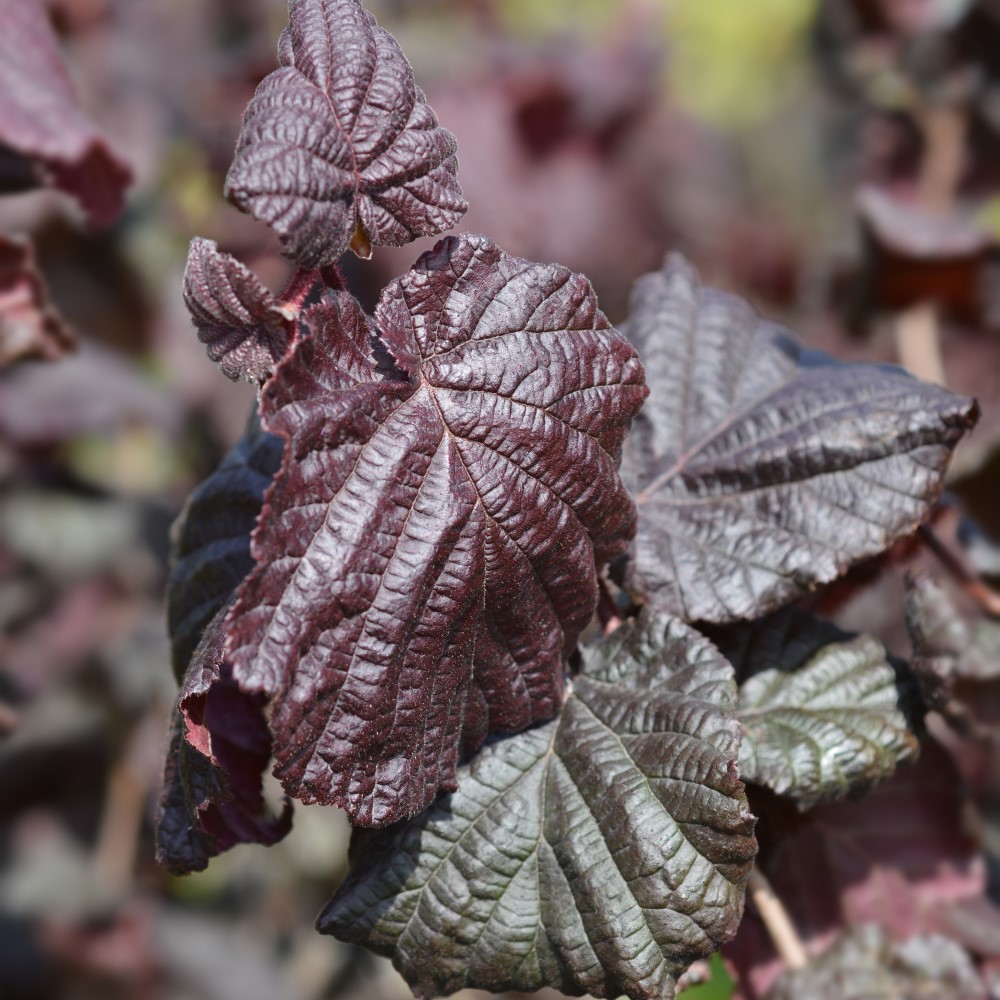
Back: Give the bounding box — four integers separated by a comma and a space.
321, 611, 756, 1000
226, 234, 647, 826
622, 253, 977, 623
225, 0, 467, 267
706, 610, 920, 809
182, 238, 300, 383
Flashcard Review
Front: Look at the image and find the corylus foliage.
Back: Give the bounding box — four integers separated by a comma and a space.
225, 234, 647, 827
225, 0, 467, 266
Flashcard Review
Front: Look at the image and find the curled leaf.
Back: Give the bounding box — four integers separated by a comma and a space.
226, 234, 647, 826
622, 253, 977, 623
225, 0, 466, 267
182, 238, 301, 383
320, 611, 756, 1000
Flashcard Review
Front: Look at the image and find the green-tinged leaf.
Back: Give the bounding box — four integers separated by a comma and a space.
768, 924, 985, 1000
705, 610, 920, 809
320, 611, 757, 1000
165, 413, 281, 681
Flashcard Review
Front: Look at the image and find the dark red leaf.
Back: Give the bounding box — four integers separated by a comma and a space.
155, 608, 293, 876
224, 0, 466, 268
0, 0, 131, 225
182, 238, 299, 383
0, 234, 73, 368
226, 234, 647, 826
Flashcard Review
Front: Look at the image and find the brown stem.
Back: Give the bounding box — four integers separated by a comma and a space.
747, 867, 809, 971
92, 754, 145, 892
276, 267, 320, 318
319, 262, 347, 291
919, 523, 1000, 617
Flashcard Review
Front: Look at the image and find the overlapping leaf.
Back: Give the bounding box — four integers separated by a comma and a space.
320, 611, 756, 1000
0, 0, 131, 225
155, 607, 292, 876
166, 415, 282, 681
705, 610, 920, 809
622, 253, 977, 623
182, 238, 300, 383
225, 0, 466, 267
225, 234, 647, 827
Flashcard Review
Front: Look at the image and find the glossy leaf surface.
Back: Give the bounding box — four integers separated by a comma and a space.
225, 0, 466, 267
226, 234, 647, 826
321, 611, 756, 1000
182, 238, 298, 383
706, 611, 919, 809
622, 254, 977, 623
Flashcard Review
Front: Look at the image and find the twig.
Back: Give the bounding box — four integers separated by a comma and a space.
92, 755, 146, 893
747, 867, 809, 971
919, 523, 1000, 617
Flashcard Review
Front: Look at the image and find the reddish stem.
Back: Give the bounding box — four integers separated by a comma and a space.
277, 267, 320, 315
919, 523, 1000, 617
320, 262, 347, 291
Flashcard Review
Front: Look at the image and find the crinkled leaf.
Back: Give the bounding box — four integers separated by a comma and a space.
182, 238, 298, 383
768, 925, 985, 1000
622, 253, 977, 623
0, 234, 73, 368
705, 610, 920, 809
224, 0, 466, 268
227, 234, 647, 826
320, 611, 756, 1000
155, 608, 292, 876
0, 0, 131, 224
166, 415, 282, 682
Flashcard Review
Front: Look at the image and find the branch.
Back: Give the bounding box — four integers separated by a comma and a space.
919, 523, 1000, 617
747, 866, 809, 971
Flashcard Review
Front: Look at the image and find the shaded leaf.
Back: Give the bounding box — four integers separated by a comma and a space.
182, 238, 298, 383
767, 924, 985, 1000
155, 608, 292, 876
225, 0, 466, 268
622, 253, 976, 623
705, 610, 920, 809
166, 414, 282, 682
227, 234, 647, 826
0, 234, 73, 368
0, 0, 131, 224
320, 611, 756, 1000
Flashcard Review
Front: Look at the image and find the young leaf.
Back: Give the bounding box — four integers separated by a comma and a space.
182, 238, 299, 383
705, 610, 919, 810
226, 234, 647, 827
622, 253, 977, 623
224, 0, 467, 268
0, 0, 132, 225
320, 611, 756, 1000
155, 608, 292, 876
166, 415, 282, 681
768, 925, 985, 1000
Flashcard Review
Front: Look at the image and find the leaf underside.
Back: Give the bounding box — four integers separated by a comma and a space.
622, 253, 977, 624
705, 610, 920, 810
0, 0, 131, 224
225, 0, 466, 267
225, 234, 647, 827
321, 611, 756, 1000
182, 238, 296, 383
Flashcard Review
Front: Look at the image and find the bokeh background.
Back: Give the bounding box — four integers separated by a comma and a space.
4, 1, 1000, 998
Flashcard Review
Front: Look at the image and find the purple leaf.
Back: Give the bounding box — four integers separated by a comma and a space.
0, 0, 132, 225
622, 253, 977, 623
226, 234, 647, 826
155, 608, 292, 876
224, 0, 467, 268
182, 238, 300, 383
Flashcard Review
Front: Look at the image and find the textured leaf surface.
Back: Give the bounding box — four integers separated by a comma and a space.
768, 925, 985, 1000
166, 416, 282, 682
0, 234, 73, 367
227, 234, 647, 826
622, 254, 977, 623
0, 0, 131, 224
225, 0, 466, 267
155, 608, 292, 875
320, 611, 756, 1000
182, 238, 297, 383
705, 610, 920, 809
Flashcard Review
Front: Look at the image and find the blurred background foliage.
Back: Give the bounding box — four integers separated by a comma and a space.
2, 1, 1000, 999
